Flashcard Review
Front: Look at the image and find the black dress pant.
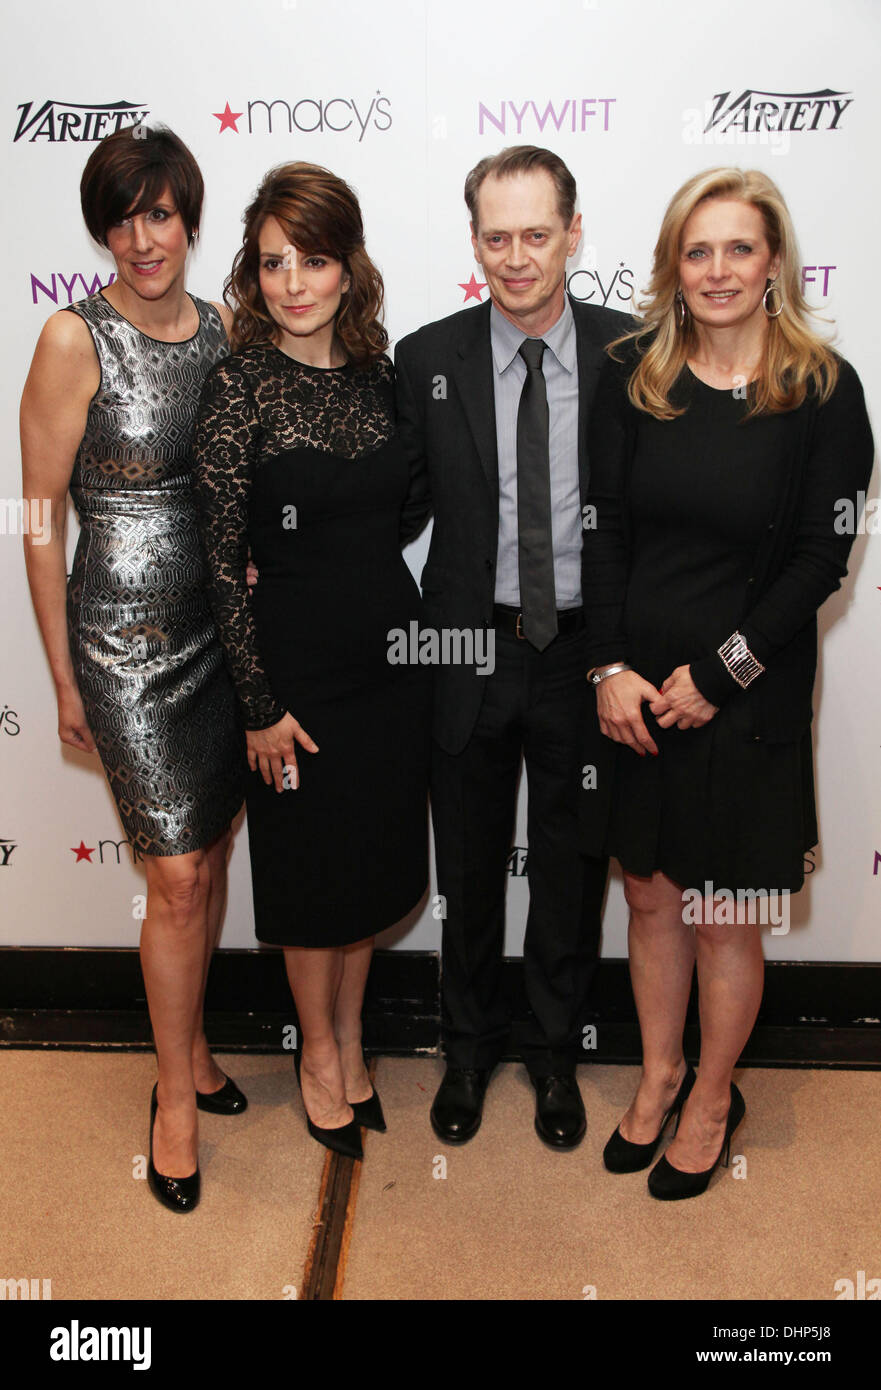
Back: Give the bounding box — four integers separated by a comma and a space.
430, 624, 608, 1077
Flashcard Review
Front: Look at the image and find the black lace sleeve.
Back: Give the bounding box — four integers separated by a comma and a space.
192, 358, 287, 731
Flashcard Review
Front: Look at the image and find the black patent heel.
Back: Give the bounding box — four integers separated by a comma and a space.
294, 1048, 363, 1160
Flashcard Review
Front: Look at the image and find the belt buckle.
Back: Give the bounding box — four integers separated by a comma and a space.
515, 613, 524, 640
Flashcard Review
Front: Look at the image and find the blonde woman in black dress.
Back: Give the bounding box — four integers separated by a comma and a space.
21, 127, 245, 1214
582, 167, 873, 1199
194, 164, 430, 1160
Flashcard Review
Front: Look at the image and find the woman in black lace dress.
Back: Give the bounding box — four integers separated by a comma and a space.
193, 164, 430, 1158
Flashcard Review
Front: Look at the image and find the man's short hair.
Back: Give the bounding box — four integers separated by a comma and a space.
464, 146, 577, 230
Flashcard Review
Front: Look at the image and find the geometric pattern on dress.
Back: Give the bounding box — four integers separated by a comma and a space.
64, 293, 243, 856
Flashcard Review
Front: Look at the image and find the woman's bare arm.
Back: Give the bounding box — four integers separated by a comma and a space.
20, 310, 100, 749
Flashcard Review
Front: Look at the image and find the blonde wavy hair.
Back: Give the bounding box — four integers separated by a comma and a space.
611, 167, 838, 419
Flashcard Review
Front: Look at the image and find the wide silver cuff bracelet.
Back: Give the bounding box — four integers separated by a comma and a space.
717, 632, 765, 689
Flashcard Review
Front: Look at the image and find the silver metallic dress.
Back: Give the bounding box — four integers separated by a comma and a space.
65, 292, 244, 856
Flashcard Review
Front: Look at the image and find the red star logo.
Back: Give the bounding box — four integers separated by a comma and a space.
213, 103, 243, 133
458, 273, 487, 304
71, 840, 96, 863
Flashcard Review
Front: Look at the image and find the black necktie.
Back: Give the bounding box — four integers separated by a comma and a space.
516, 338, 557, 650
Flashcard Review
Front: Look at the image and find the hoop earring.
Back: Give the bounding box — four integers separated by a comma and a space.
675, 288, 686, 326
763, 280, 783, 318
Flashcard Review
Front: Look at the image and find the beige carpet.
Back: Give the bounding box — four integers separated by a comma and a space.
3, 1051, 878, 1301
1, 1051, 324, 1300
342, 1059, 881, 1301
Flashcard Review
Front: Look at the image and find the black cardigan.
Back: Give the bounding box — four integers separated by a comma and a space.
583, 348, 875, 742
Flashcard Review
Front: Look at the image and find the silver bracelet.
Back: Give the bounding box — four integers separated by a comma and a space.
589, 663, 632, 686
717, 632, 765, 688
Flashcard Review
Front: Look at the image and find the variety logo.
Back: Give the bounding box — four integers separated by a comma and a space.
703, 88, 853, 134
13, 100, 148, 143
213, 93, 392, 142
31, 271, 115, 306
478, 98, 616, 136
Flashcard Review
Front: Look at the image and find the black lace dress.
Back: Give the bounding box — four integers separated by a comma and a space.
193, 344, 430, 945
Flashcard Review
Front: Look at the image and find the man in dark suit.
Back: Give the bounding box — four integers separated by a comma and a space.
395, 145, 630, 1147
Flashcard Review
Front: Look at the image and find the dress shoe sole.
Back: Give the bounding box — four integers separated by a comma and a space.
648, 1181, 712, 1201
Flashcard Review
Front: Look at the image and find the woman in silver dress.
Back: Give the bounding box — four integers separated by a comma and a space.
20, 126, 245, 1214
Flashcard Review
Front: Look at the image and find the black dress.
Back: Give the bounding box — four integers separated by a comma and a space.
582, 362, 819, 893
193, 344, 430, 945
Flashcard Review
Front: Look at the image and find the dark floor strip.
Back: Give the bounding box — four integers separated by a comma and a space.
298, 1059, 373, 1300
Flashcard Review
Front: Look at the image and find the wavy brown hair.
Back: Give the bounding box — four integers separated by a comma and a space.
226, 162, 388, 365
610, 167, 838, 420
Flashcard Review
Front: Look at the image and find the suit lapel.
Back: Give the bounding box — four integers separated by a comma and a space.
451, 296, 606, 506
452, 300, 499, 504
573, 299, 606, 503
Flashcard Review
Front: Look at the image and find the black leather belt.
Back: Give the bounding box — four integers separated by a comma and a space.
492, 604, 585, 639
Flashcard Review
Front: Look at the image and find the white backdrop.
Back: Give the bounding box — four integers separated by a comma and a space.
1, 0, 878, 963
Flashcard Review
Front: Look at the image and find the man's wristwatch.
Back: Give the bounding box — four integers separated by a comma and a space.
588, 663, 632, 685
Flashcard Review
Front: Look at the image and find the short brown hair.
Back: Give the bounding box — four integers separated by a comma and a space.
225, 162, 388, 366
80, 124, 203, 247
464, 145, 577, 230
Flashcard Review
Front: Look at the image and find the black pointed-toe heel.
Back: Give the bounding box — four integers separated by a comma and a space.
603, 1064, 696, 1173
294, 1050, 363, 1160
196, 1073, 248, 1114
148, 1084, 200, 1213
647, 1081, 745, 1201
349, 1049, 386, 1133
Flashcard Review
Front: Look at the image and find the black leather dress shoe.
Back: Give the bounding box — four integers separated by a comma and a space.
196, 1074, 248, 1115
430, 1067, 491, 1144
533, 1074, 586, 1149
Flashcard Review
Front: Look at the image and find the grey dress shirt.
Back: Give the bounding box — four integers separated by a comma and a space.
490, 298, 582, 608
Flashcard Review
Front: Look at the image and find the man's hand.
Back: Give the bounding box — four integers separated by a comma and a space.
594, 667, 663, 757
650, 665, 718, 730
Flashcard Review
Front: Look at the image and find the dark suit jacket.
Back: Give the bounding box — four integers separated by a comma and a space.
395, 293, 632, 754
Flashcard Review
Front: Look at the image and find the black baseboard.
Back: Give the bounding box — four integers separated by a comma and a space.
0, 948, 879, 1066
